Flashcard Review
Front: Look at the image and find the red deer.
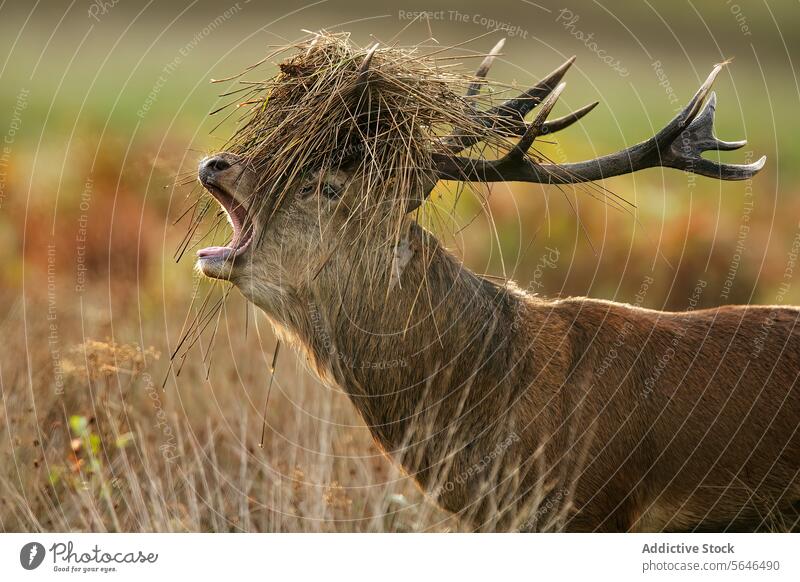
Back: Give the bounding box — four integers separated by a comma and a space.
192, 37, 798, 531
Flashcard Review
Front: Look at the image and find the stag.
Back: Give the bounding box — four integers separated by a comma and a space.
194, 41, 799, 532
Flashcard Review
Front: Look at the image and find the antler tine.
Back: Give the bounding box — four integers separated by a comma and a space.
356, 43, 379, 90
514, 100, 599, 138
541, 100, 599, 134
495, 56, 576, 121
445, 55, 579, 153
650, 63, 723, 150
444, 39, 506, 153
466, 38, 505, 97
426, 65, 765, 191
509, 82, 566, 161
685, 92, 747, 151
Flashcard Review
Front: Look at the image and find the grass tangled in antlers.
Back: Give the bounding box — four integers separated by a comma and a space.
218, 31, 513, 222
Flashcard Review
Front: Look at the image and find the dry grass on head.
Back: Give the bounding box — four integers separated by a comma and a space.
180, 32, 515, 256
224, 32, 501, 197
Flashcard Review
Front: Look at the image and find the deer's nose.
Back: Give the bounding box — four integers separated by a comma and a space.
203, 156, 231, 173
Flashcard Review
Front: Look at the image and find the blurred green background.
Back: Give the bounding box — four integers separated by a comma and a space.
2, 0, 799, 317
2, 0, 800, 532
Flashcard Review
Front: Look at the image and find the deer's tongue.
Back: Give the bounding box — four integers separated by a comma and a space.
197, 246, 234, 260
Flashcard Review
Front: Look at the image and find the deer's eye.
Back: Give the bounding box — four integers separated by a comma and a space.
299, 184, 315, 198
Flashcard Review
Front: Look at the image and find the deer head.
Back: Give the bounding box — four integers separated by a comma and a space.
196, 152, 367, 323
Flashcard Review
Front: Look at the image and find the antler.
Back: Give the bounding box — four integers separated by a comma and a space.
413, 60, 764, 211
445, 49, 598, 155
356, 43, 379, 92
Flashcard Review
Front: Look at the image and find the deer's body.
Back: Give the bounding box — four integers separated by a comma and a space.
238, 222, 800, 531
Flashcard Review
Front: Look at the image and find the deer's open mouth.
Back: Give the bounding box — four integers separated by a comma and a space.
196, 181, 255, 261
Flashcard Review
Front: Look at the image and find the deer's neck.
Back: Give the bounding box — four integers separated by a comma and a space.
300, 222, 535, 481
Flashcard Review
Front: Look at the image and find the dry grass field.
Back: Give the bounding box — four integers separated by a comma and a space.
1, 283, 464, 531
